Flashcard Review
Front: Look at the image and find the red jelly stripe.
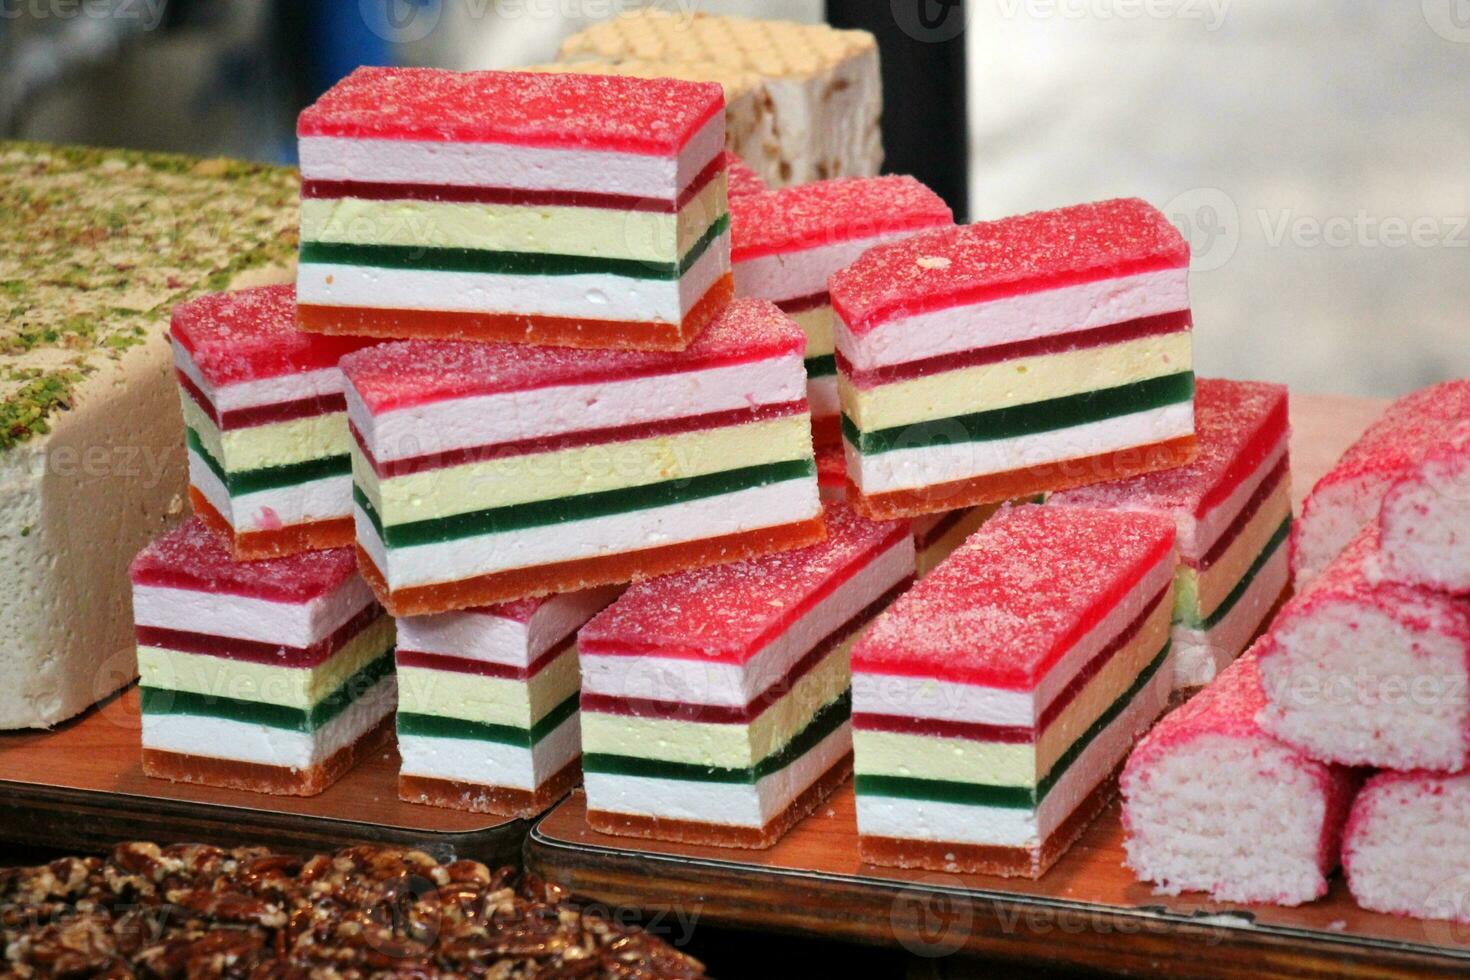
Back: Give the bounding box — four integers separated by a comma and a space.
581, 576, 914, 724
395, 634, 573, 681
301, 153, 725, 214
1192, 457, 1290, 572
178, 370, 345, 431
135, 604, 381, 669
1193, 398, 1290, 519
851, 712, 1034, 744
579, 523, 914, 664
775, 291, 831, 315
834, 255, 1188, 335
837, 311, 1193, 390
354, 400, 809, 479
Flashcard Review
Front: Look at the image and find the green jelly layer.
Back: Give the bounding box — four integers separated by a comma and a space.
299, 213, 729, 281
805, 355, 837, 379
139, 650, 394, 733
1176, 517, 1292, 630
842, 373, 1196, 456
359, 457, 816, 549
187, 427, 349, 496
582, 690, 850, 785
395, 692, 578, 749
854, 643, 1169, 810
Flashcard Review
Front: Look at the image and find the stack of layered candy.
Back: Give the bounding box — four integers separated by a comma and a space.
1121, 381, 1470, 923
136, 52, 1389, 886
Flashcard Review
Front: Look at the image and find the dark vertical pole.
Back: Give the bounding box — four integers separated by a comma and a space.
826, 0, 970, 222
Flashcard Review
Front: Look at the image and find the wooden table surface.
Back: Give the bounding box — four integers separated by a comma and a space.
525, 393, 1467, 979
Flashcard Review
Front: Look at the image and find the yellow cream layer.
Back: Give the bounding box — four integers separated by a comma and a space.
1181, 483, 1292, 622
914, 505, 997, 578
360, 413, 814, 524
581, 646, 850, 769
790, 304, 835, 359
853, 596, 1171, 787
137, 616, 395, 710
840, 331, 1193, 431
181, 394, 350, 472
396, 645, 578, 730
300, 174, 726, 264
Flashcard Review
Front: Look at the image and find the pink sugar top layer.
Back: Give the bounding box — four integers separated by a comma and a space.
1308, 380, 1470, 494
729, 176, 953, 263
579, 505, 908, 665
828, 197, 1189, 334
342, 298, 805, 414
1127, 645, 1272, 769
851, 505, 1175, 689
1050, 378, 1288, 521
723, 151, 766, 199
171, 285, 376, 386
297, 66, 723, 155
129, 518, 359, 603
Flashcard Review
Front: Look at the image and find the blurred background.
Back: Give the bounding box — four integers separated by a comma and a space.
4, 0, 1468, 399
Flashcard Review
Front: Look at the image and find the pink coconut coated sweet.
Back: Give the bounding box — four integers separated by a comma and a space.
340, 298, 805, 414
1377, 420, 1470, 594
1293, 380, 1470, 586
171, 285, 376, 385
578, 504, 908, 665
298, 66, 723, 154
828, 197, 1188, 334
723, 150, 766, 199
1343, 769, 1470, 923
1050, 378, 1288, 528
129, 518, 359, 603
729, 176, 953, 263
1121, 646, 1357, 906
1257, 523, 1470, 772
850, 505, 1175, 689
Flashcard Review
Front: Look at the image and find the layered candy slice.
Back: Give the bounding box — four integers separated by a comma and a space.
344, 299, 825, 616
130, 519, 395, 795
832, 198, 1197, 519
395, 587, 621, 817
1344, 770, 1470, 923
578, 504, 914, 848
171, 285, 375, 560
1121, 646, 1358, 906
731, 177, 953, 444
296, 67, 732, 351
1293, 380, 1470, 585
1257, 523, 1470, 772
1051, 379, 1292, 688
852, 505, 1177, 878
814, 446, 999, 575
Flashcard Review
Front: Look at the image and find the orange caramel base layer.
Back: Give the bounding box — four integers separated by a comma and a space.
189, 486, 354, 561
141, 715, 391, 797
399, 757, 582, 820
587, 752, 854, 850
358, 515, 827, 617
848, 436, 1198, 521
858, 763, 1122, 879
298, 273, 734, 352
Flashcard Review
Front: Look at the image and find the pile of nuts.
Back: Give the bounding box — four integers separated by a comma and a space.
1, 842, 705, 978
